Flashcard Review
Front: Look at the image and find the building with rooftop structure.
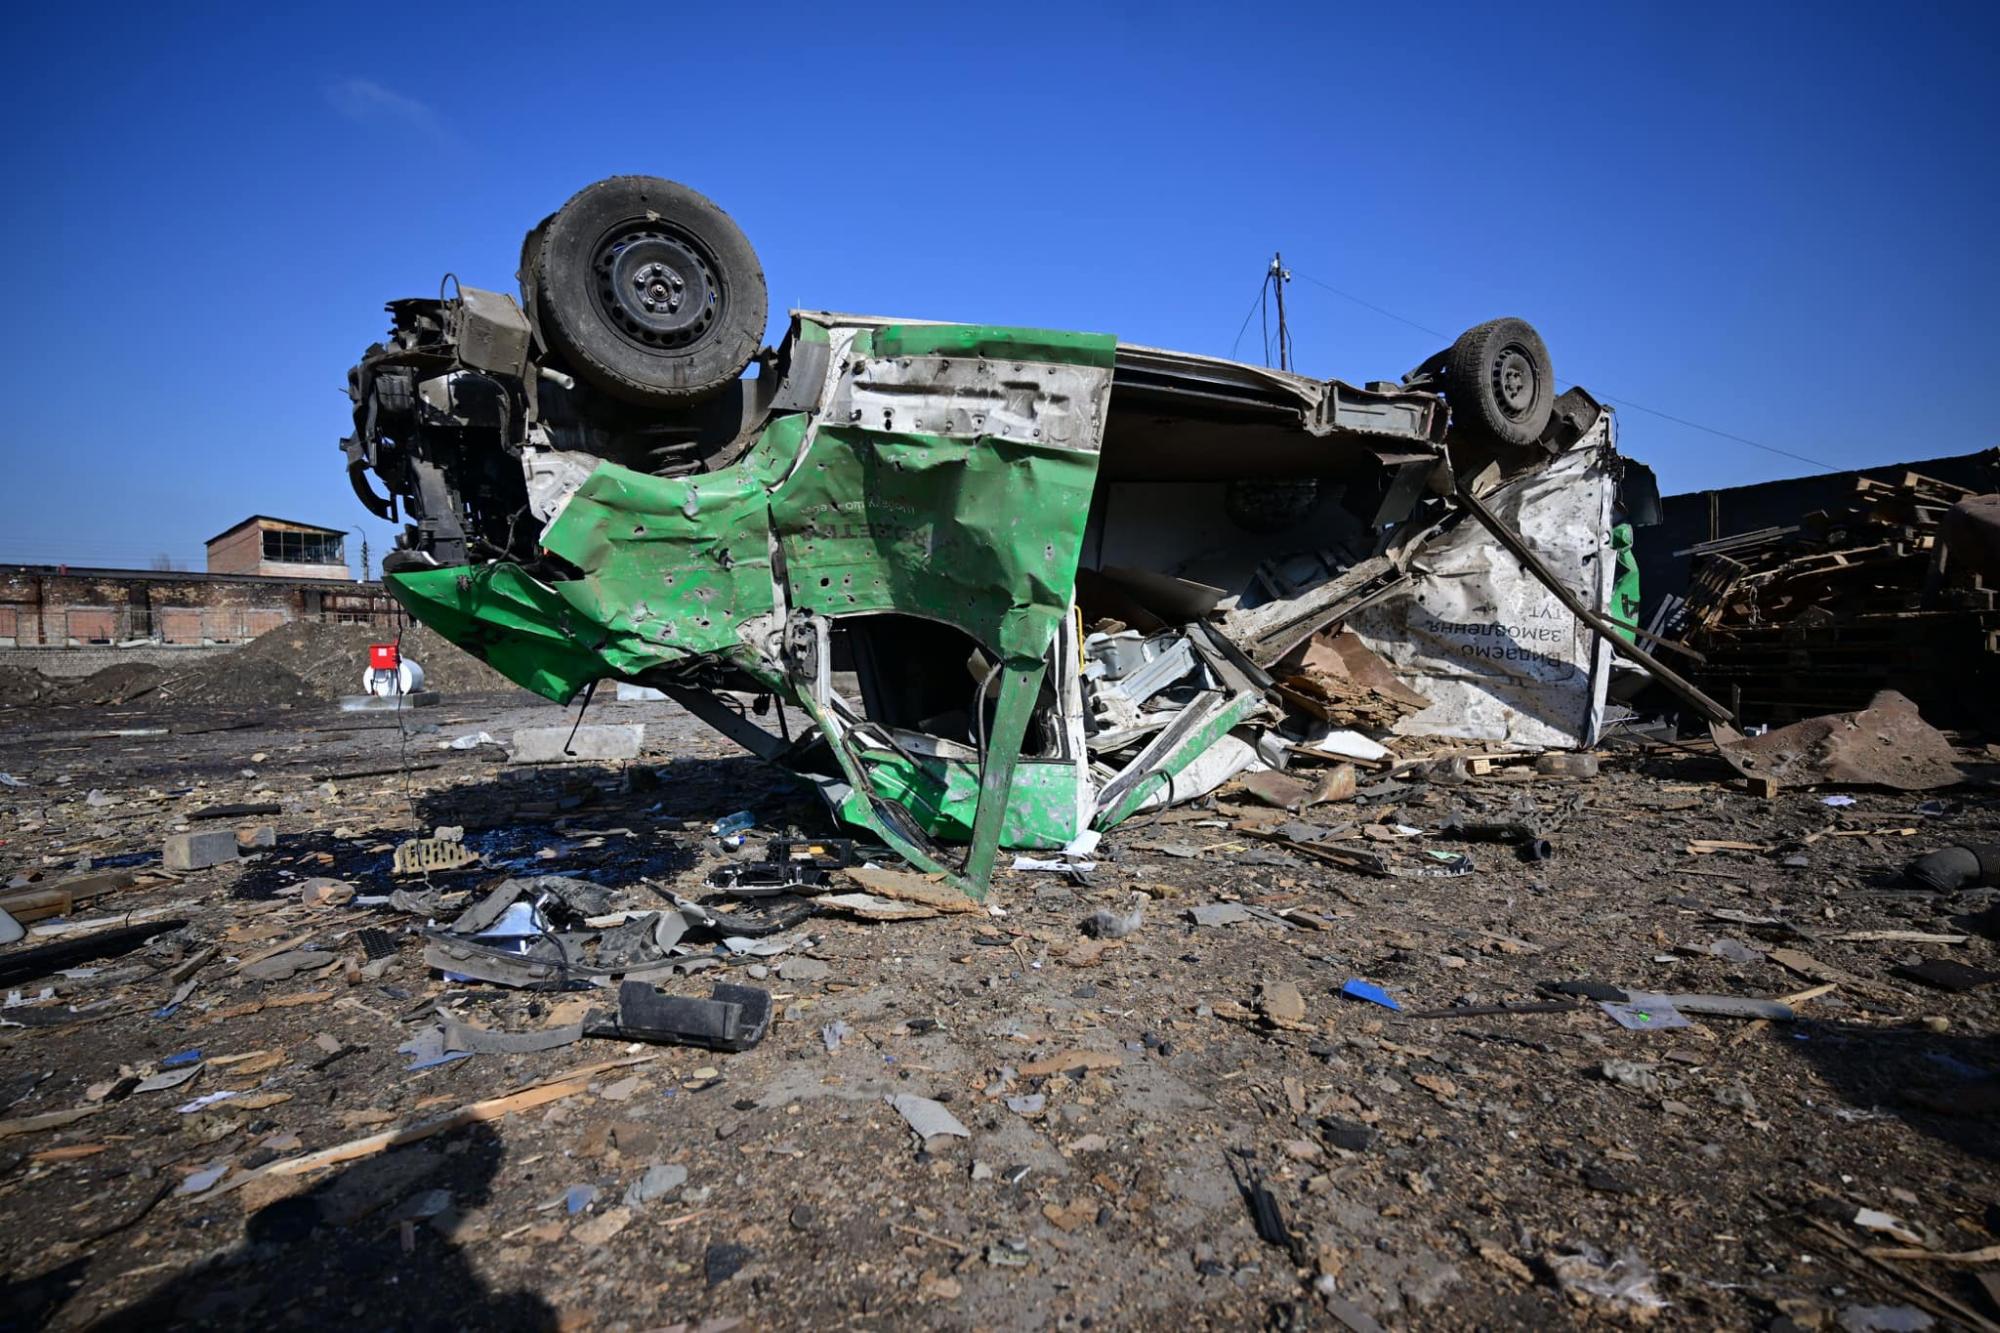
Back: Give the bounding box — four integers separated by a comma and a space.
205, 516, 353, 580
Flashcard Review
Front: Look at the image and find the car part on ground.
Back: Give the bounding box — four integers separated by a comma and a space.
340, 175, 1680, 895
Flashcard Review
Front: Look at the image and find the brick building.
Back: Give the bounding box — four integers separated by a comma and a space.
0, 566, 404, 646
205, 516, 351, 579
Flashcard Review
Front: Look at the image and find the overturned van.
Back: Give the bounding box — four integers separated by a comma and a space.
342, 176, 1663, 893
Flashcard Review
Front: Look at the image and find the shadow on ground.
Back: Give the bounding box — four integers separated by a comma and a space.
231, 753, 833, 902
6, 1123, 558, 1331
1782, 1020, 2000, 1163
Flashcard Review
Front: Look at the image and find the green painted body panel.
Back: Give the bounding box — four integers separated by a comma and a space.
856, 751, 1082, 847
869, 323, 1115, 367
386, 563, 608, 703
382, 321, 1118, 887
539, 415, 802, 667
771, 427, 1101, 662
1609, 522, 1640, 643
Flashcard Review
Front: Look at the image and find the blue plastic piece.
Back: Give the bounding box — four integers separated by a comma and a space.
160, 1049, 203, 1068
1341, 979, 1400, 1011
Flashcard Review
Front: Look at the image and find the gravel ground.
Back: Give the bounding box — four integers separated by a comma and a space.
1, 689, 1997, 1332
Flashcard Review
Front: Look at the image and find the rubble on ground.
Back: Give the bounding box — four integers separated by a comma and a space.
3, 677, 1999, 1329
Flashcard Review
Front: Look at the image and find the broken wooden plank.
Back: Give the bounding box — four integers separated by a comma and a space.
0, 1105, 102, 1141
216, 1054, 661, 1194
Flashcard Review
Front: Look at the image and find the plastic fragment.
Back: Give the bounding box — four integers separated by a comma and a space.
1341, 979, 1400, 1011
1600, 999, 1690, 1031
887, 1093, 969, 1141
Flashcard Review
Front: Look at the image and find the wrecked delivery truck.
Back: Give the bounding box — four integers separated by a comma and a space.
342, 175, 1665, 894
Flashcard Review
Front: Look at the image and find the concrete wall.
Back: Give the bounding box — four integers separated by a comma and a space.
0, 643, 237, 678
258, 560, 353, 580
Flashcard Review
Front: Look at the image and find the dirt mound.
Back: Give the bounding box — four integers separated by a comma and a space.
55, 662, 164, 706
148, 621, 523, 712
0, 666, 52, 708
153, 656, 314, 711
1, 622, 528, 714
226, 622, 520, 697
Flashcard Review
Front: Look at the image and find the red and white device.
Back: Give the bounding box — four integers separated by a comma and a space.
362, 641, 425, 697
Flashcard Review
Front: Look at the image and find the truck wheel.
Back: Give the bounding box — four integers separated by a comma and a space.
528, 176, 767, 407
1444, 318, 1553, 447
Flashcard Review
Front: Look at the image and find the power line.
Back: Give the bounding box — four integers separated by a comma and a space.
1292, 271, 1452, 343
1287, 267, 1839, 474
1587, 396, 1836, 473
1228, 277, 1268, 362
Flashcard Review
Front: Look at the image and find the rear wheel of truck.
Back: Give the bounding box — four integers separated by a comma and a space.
527, 175, 767, 407
1445, 317, 1554, 447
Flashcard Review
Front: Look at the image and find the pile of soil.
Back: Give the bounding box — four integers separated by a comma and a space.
226, 621, 520, 696
149, 621, 523, 712
0, 661, 166, 709
60, 661, 164, 705
0, 666, 52, 707
151, 655, 316, 711
0, 621, 528, 714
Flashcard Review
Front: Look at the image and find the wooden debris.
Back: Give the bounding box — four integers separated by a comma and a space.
1018, 1049, 1123, 1077
0, 1105, 102, 1141
217, 1054, 660, 1194
835, 866, 980, 913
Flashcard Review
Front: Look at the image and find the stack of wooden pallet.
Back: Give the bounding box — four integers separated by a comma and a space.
1676, 470, 1999, 723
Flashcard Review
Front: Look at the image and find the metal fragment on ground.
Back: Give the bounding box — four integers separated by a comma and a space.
886, 1094, 969, 1141
1711, 690, 1962, 791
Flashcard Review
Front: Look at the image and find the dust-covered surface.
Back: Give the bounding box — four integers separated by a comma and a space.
2, 687, 1999, 1331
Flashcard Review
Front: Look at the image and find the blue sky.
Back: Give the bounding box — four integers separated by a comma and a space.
1, 1, 1994, 574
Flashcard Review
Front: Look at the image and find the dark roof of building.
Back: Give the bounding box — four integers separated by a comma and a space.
204, 515, 348, 545
0, 563, 384, 589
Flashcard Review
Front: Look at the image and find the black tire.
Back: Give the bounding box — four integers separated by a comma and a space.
1444, 318, 1553, 447
527, 176, 766, 407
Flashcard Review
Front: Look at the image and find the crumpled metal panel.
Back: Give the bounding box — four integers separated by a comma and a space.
772, 427, 1102, 663
1348, 423, 1619, 747
384, 320, 1118, 890
1712, 690, 1962, 790
832, 355, 1111, 450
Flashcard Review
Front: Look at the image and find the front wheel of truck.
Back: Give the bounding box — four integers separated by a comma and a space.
526, 175, 768, 408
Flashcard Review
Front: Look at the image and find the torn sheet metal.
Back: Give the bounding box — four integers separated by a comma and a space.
1349, 421, 1620, 747
423, 876, 705, 987
1711, 689, 1962, 791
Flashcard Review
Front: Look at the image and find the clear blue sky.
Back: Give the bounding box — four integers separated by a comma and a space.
2, 2, 1994, 574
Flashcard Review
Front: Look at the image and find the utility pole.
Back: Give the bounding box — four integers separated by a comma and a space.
350, 527, 371, 583
1268, 252, 1293, 372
